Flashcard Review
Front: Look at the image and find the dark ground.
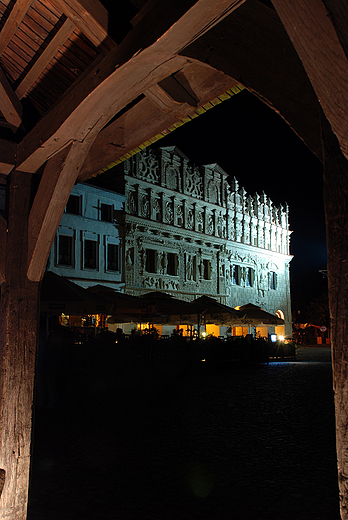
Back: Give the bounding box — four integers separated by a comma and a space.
27, 345, 340, 520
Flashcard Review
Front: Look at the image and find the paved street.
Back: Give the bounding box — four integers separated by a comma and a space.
28, 345, 340, 520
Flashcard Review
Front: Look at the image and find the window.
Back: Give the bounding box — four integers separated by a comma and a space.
58, 235, 74, 266
270, 271, 277, 290
101, 203, 113, 222
167, 253, 178, 276
245, 267, 255, 287
203, 259, 211, 280
146, 249, 157, 273
107, 243, 119, 271
84, 240, 98, 269
66, 195, 81, 215
231, 265, 242, 285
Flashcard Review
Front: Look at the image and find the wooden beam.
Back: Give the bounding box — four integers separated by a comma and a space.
0, 170, 40, 520
0, 66, 22, 129
145, 73, 198, 114
181, 0, 321, 158
51, 0, 114, 49
16, 0, 245, 174
0, 139, 15, 176
27, 134, 96, 281
321, 112, 348, 520
78, 63, 238, 181
272, 0, 348, 161
15, 19, 76, 100
0, 215, 6, 283
0, 0, 34, 57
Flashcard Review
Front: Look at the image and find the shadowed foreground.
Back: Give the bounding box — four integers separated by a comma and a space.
28, 346, 339, 520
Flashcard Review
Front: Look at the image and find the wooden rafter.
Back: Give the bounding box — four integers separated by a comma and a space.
0, 0, 34, 57
272, 0, 348, 161
78, 64, 241, 181
16, 0, 246, 174
15, 19, 76, 100
51, 0, 115, 49
145, 74, 198, 114
0, 66, 22, 129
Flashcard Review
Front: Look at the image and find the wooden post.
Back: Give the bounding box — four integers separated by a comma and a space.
322, 114, 348, 519
0, 171, 40, 519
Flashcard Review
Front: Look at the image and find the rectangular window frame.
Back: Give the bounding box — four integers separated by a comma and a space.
167, 252, 178, 276
84, 239, 98, 270
231, 264, 242, 286
202, 258, 211, 280
270, 271, 277, 290
245, 267, 255, 287
145, 248, 157, 273
106, 243, 120, 272
57, 234, 74, 267
100, 203, 113, 223
66, 194, 81, 215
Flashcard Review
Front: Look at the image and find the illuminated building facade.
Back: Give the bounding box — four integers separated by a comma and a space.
121, 146, 292, 336
48, 146, 292, 337
47, 182, 125, 290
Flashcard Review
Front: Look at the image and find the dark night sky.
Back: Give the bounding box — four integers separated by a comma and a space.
154, 89, 327, 314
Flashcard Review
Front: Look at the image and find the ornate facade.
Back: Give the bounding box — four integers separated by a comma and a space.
122, 146, 292, 336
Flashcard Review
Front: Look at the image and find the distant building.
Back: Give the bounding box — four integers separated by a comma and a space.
49, 146, 293, 337
119, 146, 292, 337
47, 182, 125, 291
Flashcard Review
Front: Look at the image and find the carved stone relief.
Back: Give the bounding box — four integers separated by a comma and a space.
165, 201, 174, 224
208, 180, 218, 204
127, 191, 137, 215
141, 194, 150, 218
186, 209, 194, 230
207, 214, 214, 235
185, 166, 203, 198
197, 211, 204, 232
166, 166, 178, 190
137, 149, 159, 183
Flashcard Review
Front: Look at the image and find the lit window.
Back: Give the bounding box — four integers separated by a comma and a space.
84, 240, 98, 269
107, 244, 119, 271
66, 195, 81, 215
58, 235, 74, 266
101, 203, 113, 222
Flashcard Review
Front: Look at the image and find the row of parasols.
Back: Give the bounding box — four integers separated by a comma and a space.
40, 272, 284, 328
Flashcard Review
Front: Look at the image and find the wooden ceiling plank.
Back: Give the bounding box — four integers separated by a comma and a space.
0, 66, 22, 128
272, 0, 348, 161
51, 0, 114, 48
27, 133, 96, 281
17, 0, 246, 173
0, 0, 35, 57
0, 214, 6, 283
16, 18, 76, 99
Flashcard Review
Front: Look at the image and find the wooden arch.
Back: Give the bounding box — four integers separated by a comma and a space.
0, 1, 348, 518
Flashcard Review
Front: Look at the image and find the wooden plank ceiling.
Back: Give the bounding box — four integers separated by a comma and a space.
0, 0, 247, 184
0, 0, 326, 188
